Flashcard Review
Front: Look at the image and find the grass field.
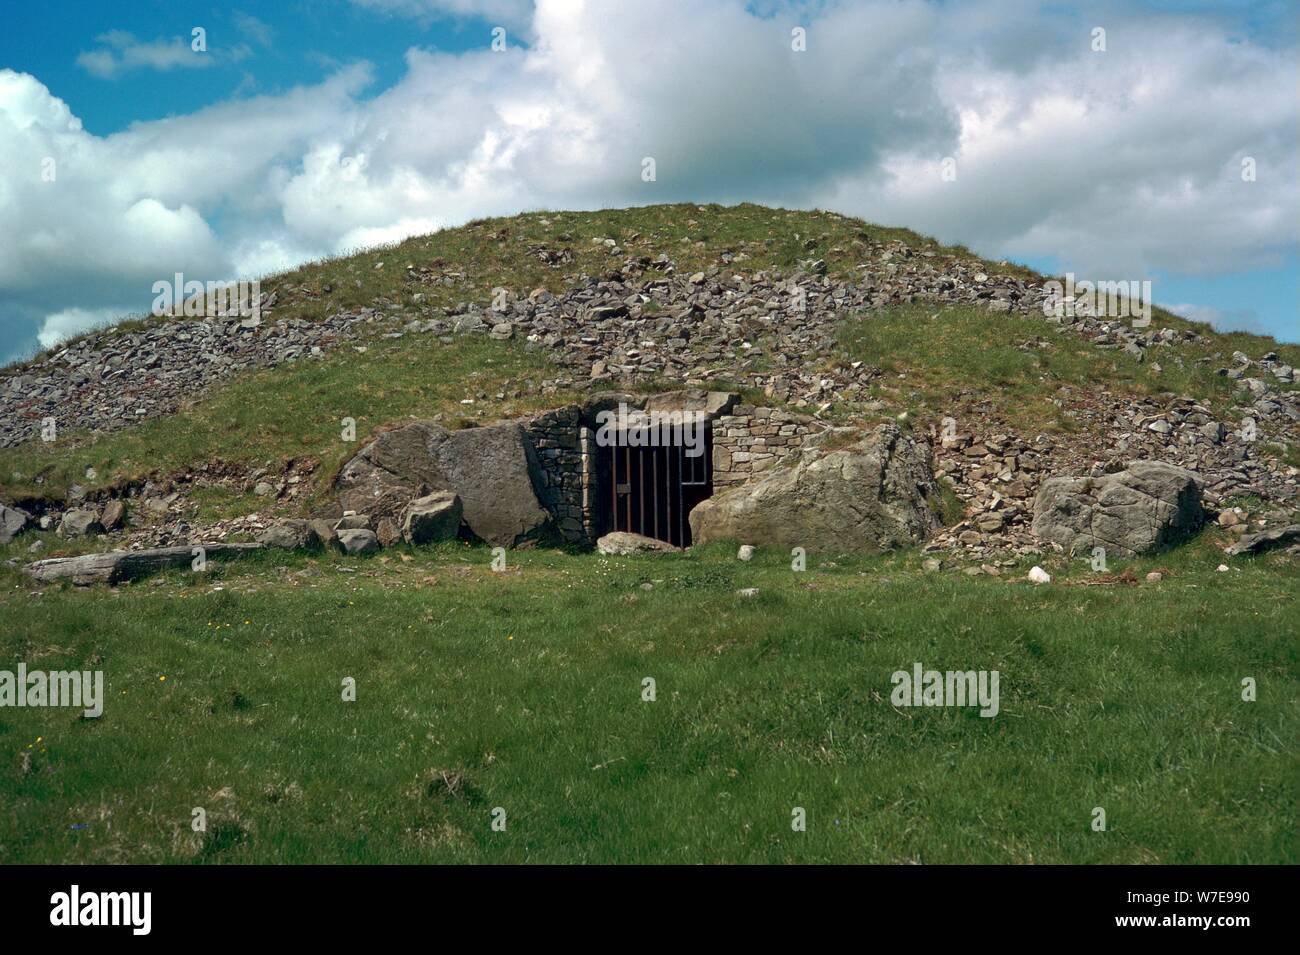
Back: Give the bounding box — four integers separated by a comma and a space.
1, 537, 1294, 864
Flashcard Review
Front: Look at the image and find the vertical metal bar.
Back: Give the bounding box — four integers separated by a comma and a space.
638, 448, 645, 536
652, 447, 659, 541
665, 442, 674, 547
681, 439, 691, 545
624, 445, 631, 532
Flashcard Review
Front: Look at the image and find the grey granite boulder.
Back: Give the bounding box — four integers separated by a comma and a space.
334, 420, 552, 547
1032, 460, 1203, 557
689, 423, 941, 554
337, 528, 380, 555
257, 519, 322, 550
58, 508, 104, 538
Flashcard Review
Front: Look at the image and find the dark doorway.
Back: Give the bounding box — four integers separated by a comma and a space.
596, 427, 712, 547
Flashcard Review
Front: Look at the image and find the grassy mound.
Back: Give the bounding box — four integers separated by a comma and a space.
3, 204, 1297, 507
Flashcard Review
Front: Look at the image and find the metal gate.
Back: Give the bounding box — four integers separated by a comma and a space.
599, 428, 712, 548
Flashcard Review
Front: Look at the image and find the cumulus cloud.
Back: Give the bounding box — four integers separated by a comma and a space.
2, 0, 1296, 361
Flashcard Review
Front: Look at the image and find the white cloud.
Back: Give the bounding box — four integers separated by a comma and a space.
2, 0, 1297, 361
37, 306, 133, 349
76, 31, 217, 79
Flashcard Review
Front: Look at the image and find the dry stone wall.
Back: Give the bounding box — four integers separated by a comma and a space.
711, 405, 825, 489
523, 407, 590, 543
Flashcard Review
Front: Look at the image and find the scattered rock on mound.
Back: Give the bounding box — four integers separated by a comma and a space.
334, 420, 552, 547
100, 500, 126, 531
58, 508, 104, 538
257, 519, 322, 550
689, 423, 941, 553
1032, 460, 1203, 557
337, 528, 380, 555
309, 519, 339, 548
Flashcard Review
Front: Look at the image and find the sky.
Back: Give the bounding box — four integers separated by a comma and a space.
0, 0, 1295, 365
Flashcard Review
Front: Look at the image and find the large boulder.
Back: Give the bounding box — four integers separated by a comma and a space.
334, 420, 553, 547
688, 424, 941, 554
0, 504, 30, 545
1032, 460, 1203, 557
403, 491, 463, 545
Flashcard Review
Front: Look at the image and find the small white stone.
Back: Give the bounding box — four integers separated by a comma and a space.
1216, 564, 1230, 573
1028, 566, 1051, 585
737, 544, 755, 562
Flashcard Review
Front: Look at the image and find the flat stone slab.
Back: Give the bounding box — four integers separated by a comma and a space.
596, 531, 680, 555
23, 543, 264, 586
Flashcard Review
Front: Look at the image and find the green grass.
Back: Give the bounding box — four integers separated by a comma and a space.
835, 303, 1280, 432
1, 538, 1294, 864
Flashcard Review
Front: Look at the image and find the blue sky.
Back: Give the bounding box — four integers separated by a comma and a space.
0, 0, 1295, 363
0, 3, 498, 136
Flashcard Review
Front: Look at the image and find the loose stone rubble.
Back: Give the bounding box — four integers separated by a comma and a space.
0, 297, 379, 448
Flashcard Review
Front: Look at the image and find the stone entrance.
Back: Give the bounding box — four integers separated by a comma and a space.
595, 425, 713, 547
523, 389, 827, 548
332, 388, 829, 551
